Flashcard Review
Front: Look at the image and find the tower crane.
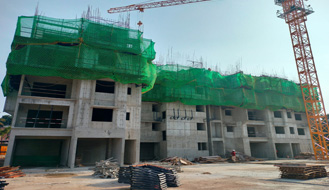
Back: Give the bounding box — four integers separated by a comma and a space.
275, 0, 329, 160
108, 0, 329, 160
107, 0, 210, 14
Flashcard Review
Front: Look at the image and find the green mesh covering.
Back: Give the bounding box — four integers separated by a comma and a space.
142, 65, 305, 111
2, 16, 305, 111
3, 16, 156, 94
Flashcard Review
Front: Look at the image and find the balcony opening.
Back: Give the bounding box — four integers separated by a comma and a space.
26, 109, 63, 128
92, 108, 113, 122
248, 110, 264, 121
247, 127, 256, 137
95, 80, 115, 94
275, 126, 285, 134
25, 82, 67, 99
247, 125, 267, 137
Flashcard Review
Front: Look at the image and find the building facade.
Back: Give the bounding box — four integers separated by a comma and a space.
4, 75, 141, 167
140, 102, 313, 161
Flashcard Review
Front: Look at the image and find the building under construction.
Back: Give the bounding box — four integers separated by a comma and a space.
1, 15, 313, 167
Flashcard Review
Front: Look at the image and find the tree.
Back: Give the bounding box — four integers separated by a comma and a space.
0, 115, 12, 127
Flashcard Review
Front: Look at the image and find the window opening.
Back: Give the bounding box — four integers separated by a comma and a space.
95, 80, 115, 93
92, 108, 113, 122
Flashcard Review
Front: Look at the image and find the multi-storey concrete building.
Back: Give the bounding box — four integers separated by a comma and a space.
3, 75, 313, 167
140, 102, 312, 161
4, 75, 141, 167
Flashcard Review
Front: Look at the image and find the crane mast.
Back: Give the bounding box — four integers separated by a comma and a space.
275, 0, 329, 160
108, 0, 210, 14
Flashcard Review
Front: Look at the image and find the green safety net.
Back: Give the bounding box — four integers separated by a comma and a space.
142, 65, 305, 111
2, 16, 306, 111
2, 15, 156, 94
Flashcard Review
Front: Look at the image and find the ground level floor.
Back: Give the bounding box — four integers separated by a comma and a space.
139, 140, 312, 161
4, 160, 329, 190
4, 136, 139, 168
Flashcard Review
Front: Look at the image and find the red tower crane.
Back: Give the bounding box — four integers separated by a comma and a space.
107, 0, 210, 14
275, 0, 329, 160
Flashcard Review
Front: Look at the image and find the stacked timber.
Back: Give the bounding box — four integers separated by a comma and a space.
0, 166, 25, 178
118, 164, 180, 189
160, 157, 194, 165
194, 156, 227, 163
294, 152, 315, 159
275, 163, 328, 180
93, 158, 119, 178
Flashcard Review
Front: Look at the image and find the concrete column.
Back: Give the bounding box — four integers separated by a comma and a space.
68, 136, 78, 168
60, 138, 70, 166
4, 135, 15, 166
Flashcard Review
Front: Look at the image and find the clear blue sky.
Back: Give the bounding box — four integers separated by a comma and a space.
1, 0, 329, 116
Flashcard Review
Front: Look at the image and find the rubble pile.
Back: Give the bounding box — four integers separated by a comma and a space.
160, 157, 194, 165
294, 152, 315, 159
118, 164, 180, 189
0, 166, 25, 178
275, 163, 327, 180
194, 156, 227, 163
93, 158, 119, 178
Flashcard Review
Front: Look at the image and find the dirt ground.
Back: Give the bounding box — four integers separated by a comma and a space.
4, 160, 329, 190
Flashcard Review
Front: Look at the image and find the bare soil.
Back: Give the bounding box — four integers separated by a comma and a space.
4, 160, 329, 190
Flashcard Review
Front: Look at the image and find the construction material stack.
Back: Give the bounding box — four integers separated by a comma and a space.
275, 163, 328, 179
118, 164, 180, 189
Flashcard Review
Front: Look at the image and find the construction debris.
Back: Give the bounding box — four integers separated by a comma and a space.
93, 158, 119, 178
0, 166, 25, 178
118, 164, 180, 189
227, 152, 263, 162
160, 157, 194, 165
194, 156, 227, 163
275, 163, 328, 180
294, 152, 315, 159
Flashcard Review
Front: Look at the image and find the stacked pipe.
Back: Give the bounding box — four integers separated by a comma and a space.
118, 164, 180, 189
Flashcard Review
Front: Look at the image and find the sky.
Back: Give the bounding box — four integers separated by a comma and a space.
1, 0, 329, 116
